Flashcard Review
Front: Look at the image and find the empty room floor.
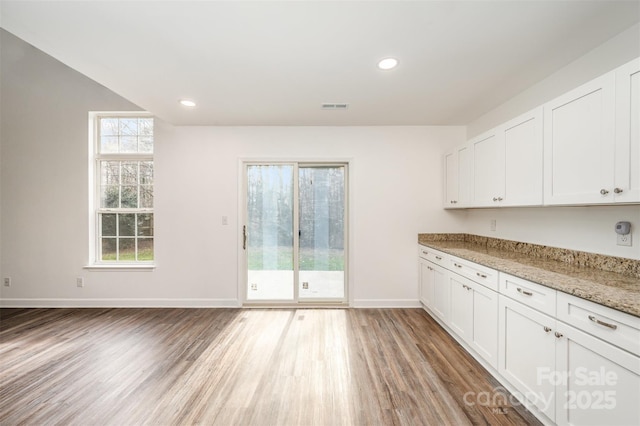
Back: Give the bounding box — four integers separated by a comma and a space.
0, 308, 540, 425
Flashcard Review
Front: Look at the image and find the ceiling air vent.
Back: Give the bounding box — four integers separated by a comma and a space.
321, 103, 349, 110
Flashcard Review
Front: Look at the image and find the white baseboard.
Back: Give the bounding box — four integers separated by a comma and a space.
0, 298, 241, 308
352, 299, 421, 308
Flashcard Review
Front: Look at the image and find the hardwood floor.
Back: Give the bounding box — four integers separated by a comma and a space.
0, 308, 541, 425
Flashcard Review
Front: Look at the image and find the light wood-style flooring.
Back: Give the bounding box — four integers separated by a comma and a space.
0, 308, 541, 425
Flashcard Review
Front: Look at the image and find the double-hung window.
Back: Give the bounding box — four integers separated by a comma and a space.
92, 114, 154, 263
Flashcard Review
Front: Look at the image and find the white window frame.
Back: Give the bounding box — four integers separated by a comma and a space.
86, 111, 155, 269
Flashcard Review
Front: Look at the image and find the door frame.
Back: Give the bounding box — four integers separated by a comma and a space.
238, 158, 352, 307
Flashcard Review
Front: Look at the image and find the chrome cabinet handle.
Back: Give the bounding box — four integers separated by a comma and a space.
462, 284, 471, 291
614, 188, 623, 194
422, 250, 428, 255
498, 197, 503, 201
435, 256, 442, 260
517, 287, 533, 296
476, 272, 487, 278
493, 197, 498, 201
588, 315, 618, 330
600, 189, 609, 195
454, 263, 462, 268
543, 326, 552, 333
554, 332, 563, 339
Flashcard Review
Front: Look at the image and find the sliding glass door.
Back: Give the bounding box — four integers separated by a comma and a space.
244, 163, 347, 304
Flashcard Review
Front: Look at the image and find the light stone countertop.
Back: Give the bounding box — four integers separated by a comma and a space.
417, 237, 640, 318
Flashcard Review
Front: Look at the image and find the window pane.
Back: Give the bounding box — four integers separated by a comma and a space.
101, 185, 120, 208
140, 186, 153, 208
139, 136, 153, 153
140, 162, 153, 184
119, 214, 135, 236
101, 238, 117, 261
101, 161, 120, 185
120, 136, 137, 153
139, 118, 153, 135
121, 162, 138, 185
137, 213, 154, 236
119, 118, 138, 135
101, 214, 117, 236
100, 118, 118, 136
119, 238, 135, 260
121, 186, 138, 208
100, 136, 118, 153
138, 238, 154, 261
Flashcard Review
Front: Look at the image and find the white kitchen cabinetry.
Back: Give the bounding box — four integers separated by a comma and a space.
498, 294, 558, 420
431, 263, 450, 322
614, 58, 640, 203
544, 73, 617, 205
471, 107, 544, 207
499, 276, 640, 426
418, 257, 435, 309
450, 273, 499, 368
471, 130, 503, 207
555, 321, 640, 426
444, 144, 470, 208
503, 108, 544, 206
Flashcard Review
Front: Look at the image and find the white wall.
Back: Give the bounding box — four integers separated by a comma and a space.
463, 23, 640, 260
0, 30, 467, 307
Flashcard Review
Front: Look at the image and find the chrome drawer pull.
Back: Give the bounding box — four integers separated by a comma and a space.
476, 272, 487, 278
543, 326, 552, 333
422, 250, 428, 255
517, 288, 533, 296
435, 256, 442, 260
554, 331, 563, 339
454, 263, 462, 268
588, 315, 617, 330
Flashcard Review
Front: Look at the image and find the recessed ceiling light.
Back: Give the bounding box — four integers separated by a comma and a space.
378, 57, 398, 70
179, 99, 196, 107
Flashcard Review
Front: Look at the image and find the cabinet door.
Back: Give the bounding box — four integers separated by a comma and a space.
444, 150, 459, 207
544, 73, 616, 205
431, 264, 450, 322
470, 281, 498, 369
499, 295, 557, 421
457, 144, 471, 207
449, 273, 474, 340
472, 131, 503, 207
614, 58, 640, 203
419, 259, 435, 309
555, 322, 640, 426
503, 107, 544, 206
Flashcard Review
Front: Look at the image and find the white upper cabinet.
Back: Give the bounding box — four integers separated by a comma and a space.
471, 130, 503, 207
444, 143, 471, 208
503, 108, 544, 206
543, 73, 617, 205
614, 58, 640, 203
471, 108, 543, 207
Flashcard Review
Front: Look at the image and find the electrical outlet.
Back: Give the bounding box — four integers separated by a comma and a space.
617, 233, 632, 247
251, 283, 257, 291
302, 282, 309, 290
490, 219, 497, 232
3, 277, 11, 287
222, 216, 228, 225
76, 277, 84, 288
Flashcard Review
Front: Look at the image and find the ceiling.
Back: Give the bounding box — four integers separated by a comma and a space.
1, 1, 639, 126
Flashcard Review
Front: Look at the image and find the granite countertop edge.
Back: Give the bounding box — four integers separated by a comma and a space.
417, 239, 640, 318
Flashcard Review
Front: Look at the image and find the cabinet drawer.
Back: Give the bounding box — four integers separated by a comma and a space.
449, 257, 498, 291
557, 292, 640, 355
418, 245, 449, 266
499, 273, 556, 316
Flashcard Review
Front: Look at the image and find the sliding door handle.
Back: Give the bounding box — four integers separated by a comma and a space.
243, 225, 247, 250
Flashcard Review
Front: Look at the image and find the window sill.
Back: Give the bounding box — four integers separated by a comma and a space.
83, 264, 155, 272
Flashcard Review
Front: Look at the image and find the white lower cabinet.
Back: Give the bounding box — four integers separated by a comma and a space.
418, 246, 640, 426
498, 294, 640, 426
499, 295, 558, 420
555, 322, 640, 426
418, 253, 448, 322
431, 264, 449, 322
450, 273, 498, 369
